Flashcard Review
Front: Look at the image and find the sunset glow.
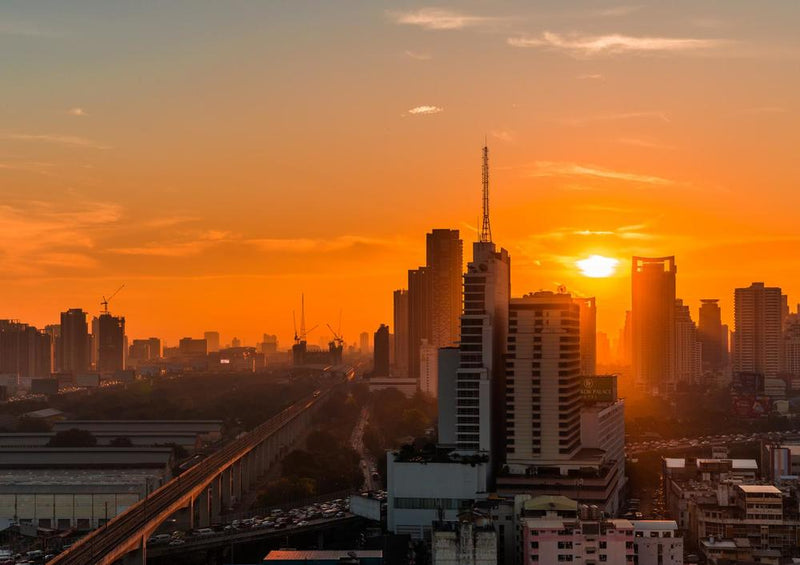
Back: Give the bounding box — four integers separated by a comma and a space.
576, 255, 620, 278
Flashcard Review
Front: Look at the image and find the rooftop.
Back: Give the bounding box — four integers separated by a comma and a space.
631, 520, 679, 531
524, 495, 578, 512
264, 550, 383, 561
737, 484, 782, 494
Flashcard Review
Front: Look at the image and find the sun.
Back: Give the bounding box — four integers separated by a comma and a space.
576, 255, 619, 278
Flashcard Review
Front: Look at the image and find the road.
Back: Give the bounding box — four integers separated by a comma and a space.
349, 406, 375, 491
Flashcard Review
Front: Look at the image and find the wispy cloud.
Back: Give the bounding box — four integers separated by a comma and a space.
508, 32, 726, 56
406, 105, 443, 116
0, 133, 109, 149
405, 50, 432, 60
491, 129, 515, 143
562, 110, 670, 126
0, 200, 121, 276
68, 107, 87, 117
616, 137, 675, 150
249, 235, 397, 253
109, 230, 235, 257
527, 161, 675, 186
389, 8, 500, 30
577, 73, 604, 80
739, 106, 788, 115
595, 5, 642, 17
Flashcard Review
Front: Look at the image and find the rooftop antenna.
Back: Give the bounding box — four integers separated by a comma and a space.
480, 142, 492, 243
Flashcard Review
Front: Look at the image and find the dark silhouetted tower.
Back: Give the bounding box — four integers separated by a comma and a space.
374, 324, 390, 377
97, 313, 125, 374
59, 309, 90, 375
632, 256, 677, 395
393, 289, 409, 377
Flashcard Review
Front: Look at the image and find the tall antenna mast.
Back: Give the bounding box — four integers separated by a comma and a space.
480, 143, 492, 243
300, 293, 307, 342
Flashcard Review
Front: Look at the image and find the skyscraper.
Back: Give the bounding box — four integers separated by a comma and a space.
204, 331, 220, 353
407, 267, 431, 380
574, 297, 597, 376
359, 331, 370, 355
373, 324, 390, 377
426, 229, 463, 348
733, 282, 786, 378
393, 289, 409, 377
59, 308, 90, 375
505, 291, 581, 464
97, 313, 125, 374
698, 299, 727, 373
632, 256, 677, 395
454, 145, 511, 458
674, 299, 701, 386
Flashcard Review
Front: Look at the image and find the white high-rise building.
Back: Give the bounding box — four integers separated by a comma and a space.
733, 282, 786, 378
455, 240, 510, 456
505, 291, 581, 466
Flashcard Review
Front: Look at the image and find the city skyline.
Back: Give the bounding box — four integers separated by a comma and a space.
3, 2, 800, 346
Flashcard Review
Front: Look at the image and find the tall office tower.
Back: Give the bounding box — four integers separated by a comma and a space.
407, 267, 431, 380
674, 299, 701, 386
204, 331, 220, 353
359, 331, 370, 355
59, 309, 90, 374
97, 313, 125, 374
618, 310, 632, 366
574, 297, 597, 376
231, 337, 241, 348
698, 299, 727, 373
147, 337, 161, 359
373, 324, 390, 377
505, 291, 581, 464
596, 332, 612, 366
419, 339, 438, 397
784, 312, 800, 379
455, 145, 511, 458
733, 282, 786, 378
393, 289, 409, 377
632, 256, 677, 395
426, 229, 463, 348
44, 324, 61, 373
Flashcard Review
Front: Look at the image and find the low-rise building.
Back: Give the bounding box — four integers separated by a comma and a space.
432, 510, 497, 565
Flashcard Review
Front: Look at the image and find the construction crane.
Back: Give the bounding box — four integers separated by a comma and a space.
101, 284, 125, 314
326, 310, 344, 347
292, 294, 317, 344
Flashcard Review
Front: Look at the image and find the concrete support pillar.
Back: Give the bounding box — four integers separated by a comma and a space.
197, 488, 210, 528
174, 500, 194, 531
210, 476, 222, 522
122, 536, 147, 565
221, 468, 232, 511
242, 454, 252, 492
232, 460, 242, 503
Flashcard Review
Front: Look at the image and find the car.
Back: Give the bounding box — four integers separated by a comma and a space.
296, 520, 309, 526
148, 533, 172, 544
169, 539, 186, 546
194, 528, 216, 536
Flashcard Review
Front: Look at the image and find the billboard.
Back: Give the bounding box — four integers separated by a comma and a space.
581, 375, 617, 403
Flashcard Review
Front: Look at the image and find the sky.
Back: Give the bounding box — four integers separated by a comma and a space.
2, 1, 800, 348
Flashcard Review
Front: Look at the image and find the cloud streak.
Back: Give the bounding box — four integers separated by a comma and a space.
68, 107, 87, 117
528, 161, 675, 186
0, 133, 109, 149
508, 31, 726, 56
390, 8, 500, 30
406, 105, 443, 116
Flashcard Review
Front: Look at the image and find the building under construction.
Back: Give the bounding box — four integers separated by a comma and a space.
291, 295, 343, 366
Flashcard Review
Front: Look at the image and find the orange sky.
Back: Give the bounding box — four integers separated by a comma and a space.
2, 2, 800, 348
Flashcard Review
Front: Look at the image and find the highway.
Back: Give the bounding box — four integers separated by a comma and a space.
47, 382, 335, 565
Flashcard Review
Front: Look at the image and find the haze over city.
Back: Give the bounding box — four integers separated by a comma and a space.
3, 1, 800, 345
